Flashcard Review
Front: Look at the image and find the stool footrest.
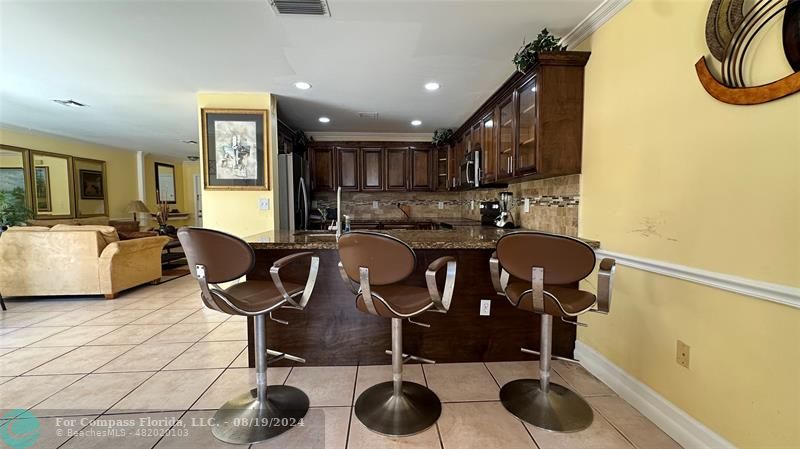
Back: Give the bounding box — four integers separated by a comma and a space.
266, 349, 306, 364
520, 347, 581, 364
385, 349, 435, 364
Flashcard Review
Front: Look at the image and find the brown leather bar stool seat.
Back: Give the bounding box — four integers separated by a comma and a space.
178, 227, 320, 444
490, 231, 616, 432
338, 231, 457, 436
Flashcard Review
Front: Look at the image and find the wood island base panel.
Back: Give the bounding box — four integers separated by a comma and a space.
243, 226, 600, 367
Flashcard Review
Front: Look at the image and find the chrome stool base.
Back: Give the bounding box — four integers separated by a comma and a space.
500, 379, 593, 432
354, 380, 442, 436
212, 385, 310, 444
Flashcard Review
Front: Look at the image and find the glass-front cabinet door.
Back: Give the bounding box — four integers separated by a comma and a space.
481, 112, 496, 182
498, 95, 514, 179
516, 76, 538, 175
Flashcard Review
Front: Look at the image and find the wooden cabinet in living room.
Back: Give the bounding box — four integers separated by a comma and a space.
310, 146, 334, 191
360, 147, 384, 191
336, 147, 359, 191
385, 147, 408, 191
410, 147, 432, 191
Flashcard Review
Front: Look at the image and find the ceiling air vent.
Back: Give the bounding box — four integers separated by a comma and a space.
269, 0, 330, 16
358, 112, 380, 120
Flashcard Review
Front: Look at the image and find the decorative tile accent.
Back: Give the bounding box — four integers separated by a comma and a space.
311, 174, 580, 236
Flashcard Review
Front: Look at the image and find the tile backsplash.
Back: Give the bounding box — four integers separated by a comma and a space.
312, 174, 580, 236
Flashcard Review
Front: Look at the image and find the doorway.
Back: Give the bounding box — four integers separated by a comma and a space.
193, 174, 203, 227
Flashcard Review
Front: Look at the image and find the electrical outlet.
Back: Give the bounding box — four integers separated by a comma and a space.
438, 201, 444, 209
259, 198, 270, 211
480, 299, 491, 316
524, 198, 531, 213
676, 340, 690, 368
372, 200, 379, 209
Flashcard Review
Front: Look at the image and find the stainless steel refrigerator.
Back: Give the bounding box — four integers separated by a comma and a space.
278, 153, 310, 232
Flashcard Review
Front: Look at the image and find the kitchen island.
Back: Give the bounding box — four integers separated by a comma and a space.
243, 223, 600, 367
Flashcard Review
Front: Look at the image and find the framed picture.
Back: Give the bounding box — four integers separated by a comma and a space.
34, 166, 52, 212
201, 108, 270, 190
79, 169, 104, 199
154, 162, 177, 204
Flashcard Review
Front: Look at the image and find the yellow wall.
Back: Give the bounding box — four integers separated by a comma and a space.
576, 1, 800, 448
195, 92, 278, 237
0, 126, 138, 218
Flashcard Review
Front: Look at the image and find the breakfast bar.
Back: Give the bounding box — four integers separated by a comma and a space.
242, 224, 600, 367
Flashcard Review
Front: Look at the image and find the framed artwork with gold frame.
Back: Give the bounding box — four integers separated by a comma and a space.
201, 108, 270, 190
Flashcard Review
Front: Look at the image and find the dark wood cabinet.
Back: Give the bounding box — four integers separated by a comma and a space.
360, 147, 384, 191
309, 142, 435, 192
454, 51, 589, 184
310, 146, 334, 191
385, 147, 408, 191
516, 76, 538, 175
435, 145, 451, 191
481, 112, 496, 182
497, 95, 515, 180
336, 147, 359, 191
410, 147, 432, 191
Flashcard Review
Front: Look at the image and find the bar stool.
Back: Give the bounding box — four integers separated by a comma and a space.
490, 231, 615, 432
178, 227, 320, 444
337, 231, 456, 436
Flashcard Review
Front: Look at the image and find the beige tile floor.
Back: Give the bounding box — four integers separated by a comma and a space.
0, 276, 681, 449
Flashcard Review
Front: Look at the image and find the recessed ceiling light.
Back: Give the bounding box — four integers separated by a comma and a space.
411, 120, 422, 126
424, 82, 440, 91
52, 99, 87, 108
294, 81, 312, 90
318, 116, 331, 123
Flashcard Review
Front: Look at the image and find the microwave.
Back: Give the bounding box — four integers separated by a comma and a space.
460, 149, 481, 188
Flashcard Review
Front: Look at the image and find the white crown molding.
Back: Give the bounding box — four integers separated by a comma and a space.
307, 132, 433, 142
595, 249, 800, 309
560, 0, 631, 48
574, 341, 737, 449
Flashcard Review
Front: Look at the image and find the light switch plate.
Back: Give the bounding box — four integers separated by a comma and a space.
524, 198, 530, 213
372, 200, 379, 209
259, 198, 270, 211
471, 200, 475, 210
438, 201, 444, 209
480, 299, 491, 316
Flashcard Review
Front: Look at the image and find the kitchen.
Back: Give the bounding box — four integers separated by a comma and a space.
258, 51, 591, 368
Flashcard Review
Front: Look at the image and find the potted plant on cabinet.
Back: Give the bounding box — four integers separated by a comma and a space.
432, 128, 454, 146
513, 28, 567, 73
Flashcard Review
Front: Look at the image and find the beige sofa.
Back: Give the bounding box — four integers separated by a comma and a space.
0, 225, 170, 299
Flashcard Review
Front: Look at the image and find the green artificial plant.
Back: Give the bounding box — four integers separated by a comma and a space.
513, 28, 567, 73
432, 128, 454, 146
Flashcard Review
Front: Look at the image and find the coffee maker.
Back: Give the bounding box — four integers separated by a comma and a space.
494, 191, 516, 228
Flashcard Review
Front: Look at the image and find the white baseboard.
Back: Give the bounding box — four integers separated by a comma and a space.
574, 341, 737, 449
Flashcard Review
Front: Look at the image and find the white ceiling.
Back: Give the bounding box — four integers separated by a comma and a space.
0, 0, 600, 157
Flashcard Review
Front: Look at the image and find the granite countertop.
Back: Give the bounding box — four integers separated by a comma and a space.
245, 220, 600, 250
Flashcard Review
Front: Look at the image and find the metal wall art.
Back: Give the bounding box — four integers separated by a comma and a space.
696, 0, 800, 104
